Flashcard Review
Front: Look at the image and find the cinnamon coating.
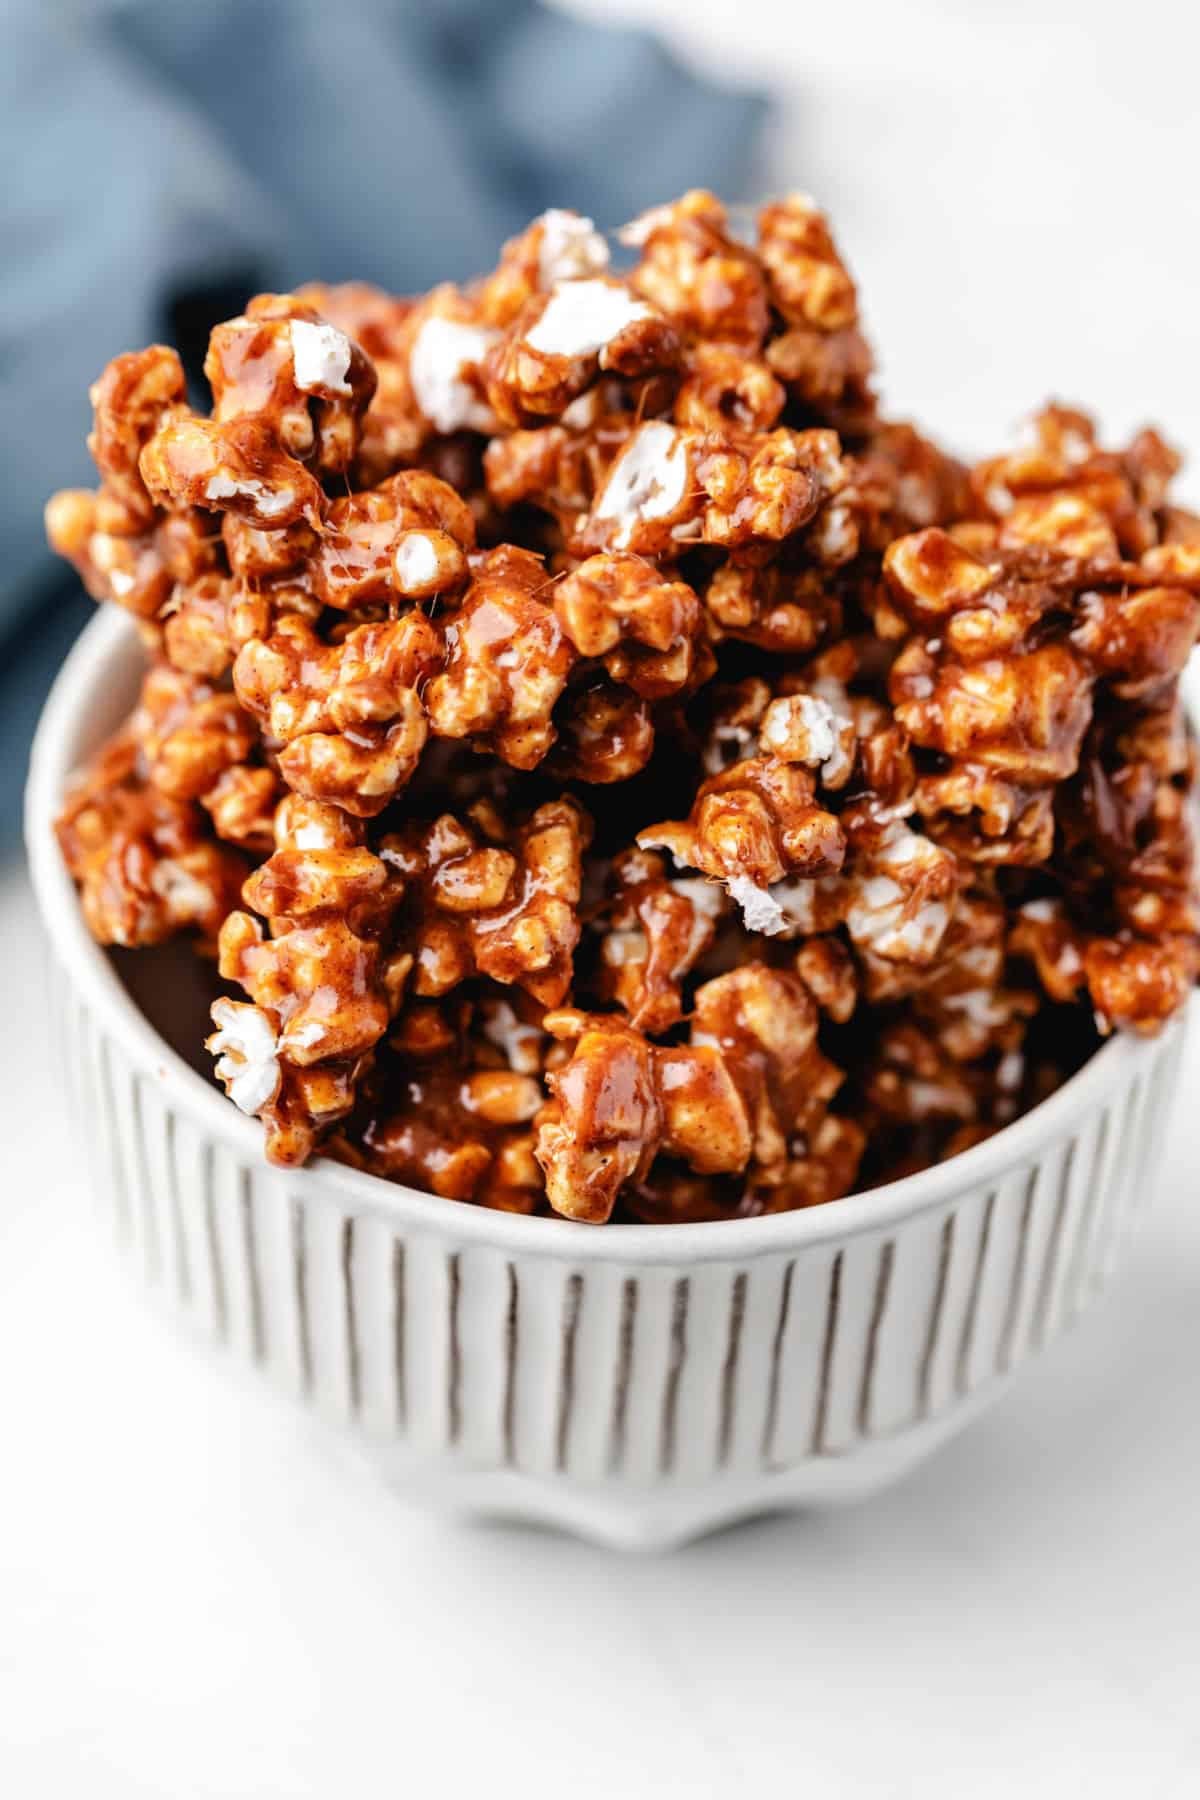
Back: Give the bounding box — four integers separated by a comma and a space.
49, 196, 1200, 1217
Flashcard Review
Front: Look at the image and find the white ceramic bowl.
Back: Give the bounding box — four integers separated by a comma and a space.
25, 608, 1191, 1548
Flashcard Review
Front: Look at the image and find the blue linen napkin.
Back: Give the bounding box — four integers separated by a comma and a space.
1, 0, 766, 845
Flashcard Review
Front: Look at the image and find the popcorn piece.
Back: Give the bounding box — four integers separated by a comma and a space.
696, 427, 851, 550
842, 821, 957, 964
474, 210, 611, 331
409, 314, 500, 435
970, 405, 1178, 557
759, 691, 856, 787
757, 193, 859, 332
88, 346, 188, 524
625, 190, 770, 349
536, 963, 852, 1222
130, 663, 258, 803
310, 468, 474, 610
205, 295, 376, 474
290, 320, 354, 396
45, 349, 224, 631
359, 1018, 546, 1210
202, 764, 281, 853
595, 849, 726, 1032
160, 572, 271, 681
380, 798, 590, 1007
639, 754, 846, 915
213, 841, 401, 1163
424, 547, 573, 768
56, 732, 247, 951
758, 195, 876, 428
536, 211, 610, 287
690, 964, 844, 1175
486, 280, 678, 426
524, 281, 654, 359
702, 560, 843, 654
535, 1009, 748, 1223
208, 998, 283, 1116
553, 554, 705, 698
579, 420, 695, 553
141, 414, 325, 530
674, 344, 785, 435
553, 684, 657, 784
234, 611, 443, 816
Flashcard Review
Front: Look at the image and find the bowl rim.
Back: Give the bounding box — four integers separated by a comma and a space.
25, 606, 1166, 1263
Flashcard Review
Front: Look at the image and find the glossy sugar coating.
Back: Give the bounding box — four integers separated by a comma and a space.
49, 193, 1200, 1219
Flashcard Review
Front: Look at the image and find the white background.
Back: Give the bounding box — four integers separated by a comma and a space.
4, 1, 1200, 1793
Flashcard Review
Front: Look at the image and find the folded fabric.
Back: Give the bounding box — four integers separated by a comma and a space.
1, 0, 766, 846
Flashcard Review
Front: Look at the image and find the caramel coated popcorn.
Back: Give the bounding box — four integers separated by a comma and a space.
51, 195, 1200, 1221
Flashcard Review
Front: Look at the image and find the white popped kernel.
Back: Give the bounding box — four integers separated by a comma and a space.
409, 316, 500, 434
560, 389, 602, 431
844, 826, 954, 961
762, 689, 857, 785
703, 720, 756, 775
535, 210, 610, 287
393, 532, 440, 593
602, 929, 649, 967
906, 1079, 974, 1122
808, 500, 858, 564
666, 878, 723, 975
150, 861, 213, 920
670, 877, 724, 920
846, 874, 949, 961
762, 693, 837, 762
617, 202, 677, 247
290, 319, 353, 395
728, 875, 786, 936
725, 874, 822, 939
771, 877, 827, 937
480, 999, 544, 1074
204, 472, 296, 519
944, 987, 1007, 1029
589, 421, 689, 550
524, 279, 652, 359
108, 568, 135, 597
875, 828, 941, 876
208, 998, 282, 1116
292, 820, 338, 849
997, 1051, 1025, 1091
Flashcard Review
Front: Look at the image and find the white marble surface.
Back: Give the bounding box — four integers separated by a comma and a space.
7, 1, 1200, 1789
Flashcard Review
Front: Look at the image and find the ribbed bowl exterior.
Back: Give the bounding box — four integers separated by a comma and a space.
31, 614, 1190, 1548
47, 951, 1186, 1547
